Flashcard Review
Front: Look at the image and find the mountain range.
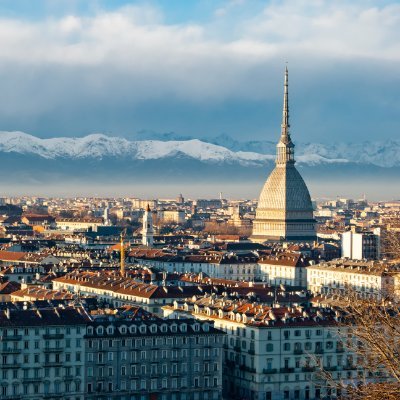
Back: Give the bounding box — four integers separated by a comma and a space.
0, 131, 398, 197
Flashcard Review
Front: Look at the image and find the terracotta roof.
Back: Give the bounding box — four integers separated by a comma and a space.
0, 251, 27, 262
11, 287, 76, 301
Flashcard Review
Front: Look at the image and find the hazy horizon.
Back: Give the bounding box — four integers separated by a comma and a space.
1, 179, 398, 202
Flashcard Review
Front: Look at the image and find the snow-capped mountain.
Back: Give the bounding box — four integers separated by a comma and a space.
0, 131, 352, 166
0, 131, 398, 196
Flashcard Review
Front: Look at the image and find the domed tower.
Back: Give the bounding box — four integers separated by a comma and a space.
251, 67, 316, 243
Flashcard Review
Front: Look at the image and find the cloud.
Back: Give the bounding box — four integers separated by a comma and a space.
0, 0, 398, 141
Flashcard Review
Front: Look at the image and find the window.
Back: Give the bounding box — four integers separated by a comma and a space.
283, 343, 291, 351
266, 343, 274, 352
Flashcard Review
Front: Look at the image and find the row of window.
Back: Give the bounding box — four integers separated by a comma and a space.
87, 335, 217, 349
0, 326, 81, 337
87, 321, 209, 336
87, 377, 219, 392
87, 362, 219, 377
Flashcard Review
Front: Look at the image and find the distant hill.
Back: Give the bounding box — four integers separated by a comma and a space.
0, 131, 398, 196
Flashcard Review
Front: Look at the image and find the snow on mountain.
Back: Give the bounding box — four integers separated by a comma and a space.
0, 131, 343, 166
0, 131, 396, 167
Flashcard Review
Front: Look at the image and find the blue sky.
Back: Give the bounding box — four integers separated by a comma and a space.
0, 0, 398, 144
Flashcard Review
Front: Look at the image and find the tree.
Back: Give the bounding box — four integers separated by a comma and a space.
331, 293, 400, 399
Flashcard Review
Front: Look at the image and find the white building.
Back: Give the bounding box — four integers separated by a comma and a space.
341, 227, 381, 260
55, 217, 103, 231
258, 253, 309, 287
165, 298, 359, 400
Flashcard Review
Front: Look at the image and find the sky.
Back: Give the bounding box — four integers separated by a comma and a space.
0, 0, 398, 144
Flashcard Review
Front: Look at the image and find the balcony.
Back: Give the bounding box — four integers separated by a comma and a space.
293, 349, 303, 355
233, 346, 241, 352
248, 349, 255, 355
43, 347, 63, 353
280, 367, 294, 373
42, 361, 63, 367
1, 335, 22, 341
239, 365, 256, 373
343, 364, 356, 370
315, 348, 324, 354
302, 366, 316, 372
6, 363, 21, 369
1, 348, 21, 354
263, 368, 277, 374
324, 366, 337, 371
225, 360, 235, 368
43, 334, 64, 340
22, 377, 41, 383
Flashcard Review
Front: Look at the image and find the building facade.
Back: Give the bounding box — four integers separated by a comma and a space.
307, 259, 396, 298
0, 306, 88, 399
341, 227, 381, 260
85, 316, 224, 400
165, 299, 358, 400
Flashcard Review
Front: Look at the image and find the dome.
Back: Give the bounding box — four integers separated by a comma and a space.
250, 67, 316, 242
257, 164, 313, 212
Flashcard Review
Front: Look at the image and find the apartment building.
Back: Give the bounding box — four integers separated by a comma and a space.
258, 253, 309, 287
165, 298, 359, 400
306, 259, 398, 298
53, 271, 216, 315
85, 316, 224, 400
0, 306, 89, 399
341, 227, 381, 260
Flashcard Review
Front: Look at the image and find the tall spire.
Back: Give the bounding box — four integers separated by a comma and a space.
276, 66, 295, 165
281, 65, 290, 141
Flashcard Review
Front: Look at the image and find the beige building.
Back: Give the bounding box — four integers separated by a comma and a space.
251, 68, 316, 243
158, 209, 186, 224
307, 259, 397, 298
56, 217, 103, 231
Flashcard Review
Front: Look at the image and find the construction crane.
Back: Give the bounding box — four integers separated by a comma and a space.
120, 229, 127, 277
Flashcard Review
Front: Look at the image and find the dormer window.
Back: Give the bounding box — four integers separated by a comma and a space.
129, 326, 137, 334
107, 326, 114, 335
140, 325, 147, 334
150, 325, 157, 333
